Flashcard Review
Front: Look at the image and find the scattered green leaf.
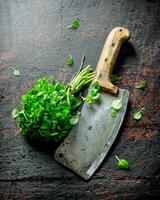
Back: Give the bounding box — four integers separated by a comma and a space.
67, 20, 79, 29
112, 99, 122, 110
110, 74, 121, 83
110, 108, 117, 117
82, 81, 100, 104
11, 67, 20, 76
133, 107, 145, 120
12, 108, 19, 119
135, 80, 147, 89
66, 55, 73, 66
116, 156, 129, 169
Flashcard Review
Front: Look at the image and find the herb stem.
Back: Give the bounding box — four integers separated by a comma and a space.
67, 88, 71, 105
66, 25, 71, 29
115, 156, 120, 161
79, 53, 85, 72
70, 54, 85, 82
74, 75, 94, 92
140, 107, 145, 112
69, 66, 94, 94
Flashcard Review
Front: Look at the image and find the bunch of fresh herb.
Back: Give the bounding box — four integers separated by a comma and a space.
13, 66, 94, 142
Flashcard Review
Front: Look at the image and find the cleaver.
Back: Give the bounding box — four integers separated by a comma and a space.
54, 27, 131, 180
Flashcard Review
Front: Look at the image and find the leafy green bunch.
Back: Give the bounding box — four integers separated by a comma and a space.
15, 66, 94, 142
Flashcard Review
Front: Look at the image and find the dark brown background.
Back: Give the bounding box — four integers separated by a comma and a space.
0, 0, 160, 199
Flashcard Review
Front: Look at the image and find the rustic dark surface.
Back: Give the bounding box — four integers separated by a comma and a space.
0, 0, 160, 199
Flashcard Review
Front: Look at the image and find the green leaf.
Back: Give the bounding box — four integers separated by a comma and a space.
116, 156, 129, 169
112, 99, 122, 110
82, 81, 100, 104
37, 91, 43, 96
71, 98, 81, 109
110, 74, 121, 83
133, 111, 141, 120
70, 112, 80, 125
110, 108, 117, 117
67, 20, 79, 29
133, 107, 145, 120
11, 67, 20, 76
66, 55, 73, 66
92, 93, 100, 100
90, 88, 97, 96
70, 117, 79, 125
51, 132, 59, 136
12, 108, 19, 119
135, 80, 147, 89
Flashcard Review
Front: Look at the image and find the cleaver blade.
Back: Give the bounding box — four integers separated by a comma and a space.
54, 89, 129, 180
54, 27, 131, 180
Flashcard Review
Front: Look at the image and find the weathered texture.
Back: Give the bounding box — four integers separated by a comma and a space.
0, 0, 160, 199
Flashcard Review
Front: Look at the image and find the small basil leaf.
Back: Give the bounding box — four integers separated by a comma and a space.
110, 108, 117, 117
12, 108, 19, 119
92, 93, 100, 100
135, 80, 147, 89
66, 55, 73, 66
133, 111, 141, 120
90, 88, 97, 96
70, 117, 78, 125
110, 74, 121, 83
83, 81, 100, 104
116, 156, 129, 169
112, 99, 122, 110
11, 67, 20, 76
70, 20, 79, 29
133, 107, 145, 120
118, 159, 129, 169
70, 113, 80, 125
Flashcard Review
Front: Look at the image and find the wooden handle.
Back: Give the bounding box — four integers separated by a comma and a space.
94, 27, 131, 95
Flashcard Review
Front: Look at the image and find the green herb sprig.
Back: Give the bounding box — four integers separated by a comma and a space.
110, 109, 118, 117
135, 80, 147, 89
110, 99, 122, 117
133, 107, 145, 120
115, 156, 129, 169
82, 81, 100, 104
11, 67, 20, 76
12, 108, 19, 119
67, 20, 79, 29
110, 74, 121, 83
112, 99, 122, 110
66, 55, 73, 66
